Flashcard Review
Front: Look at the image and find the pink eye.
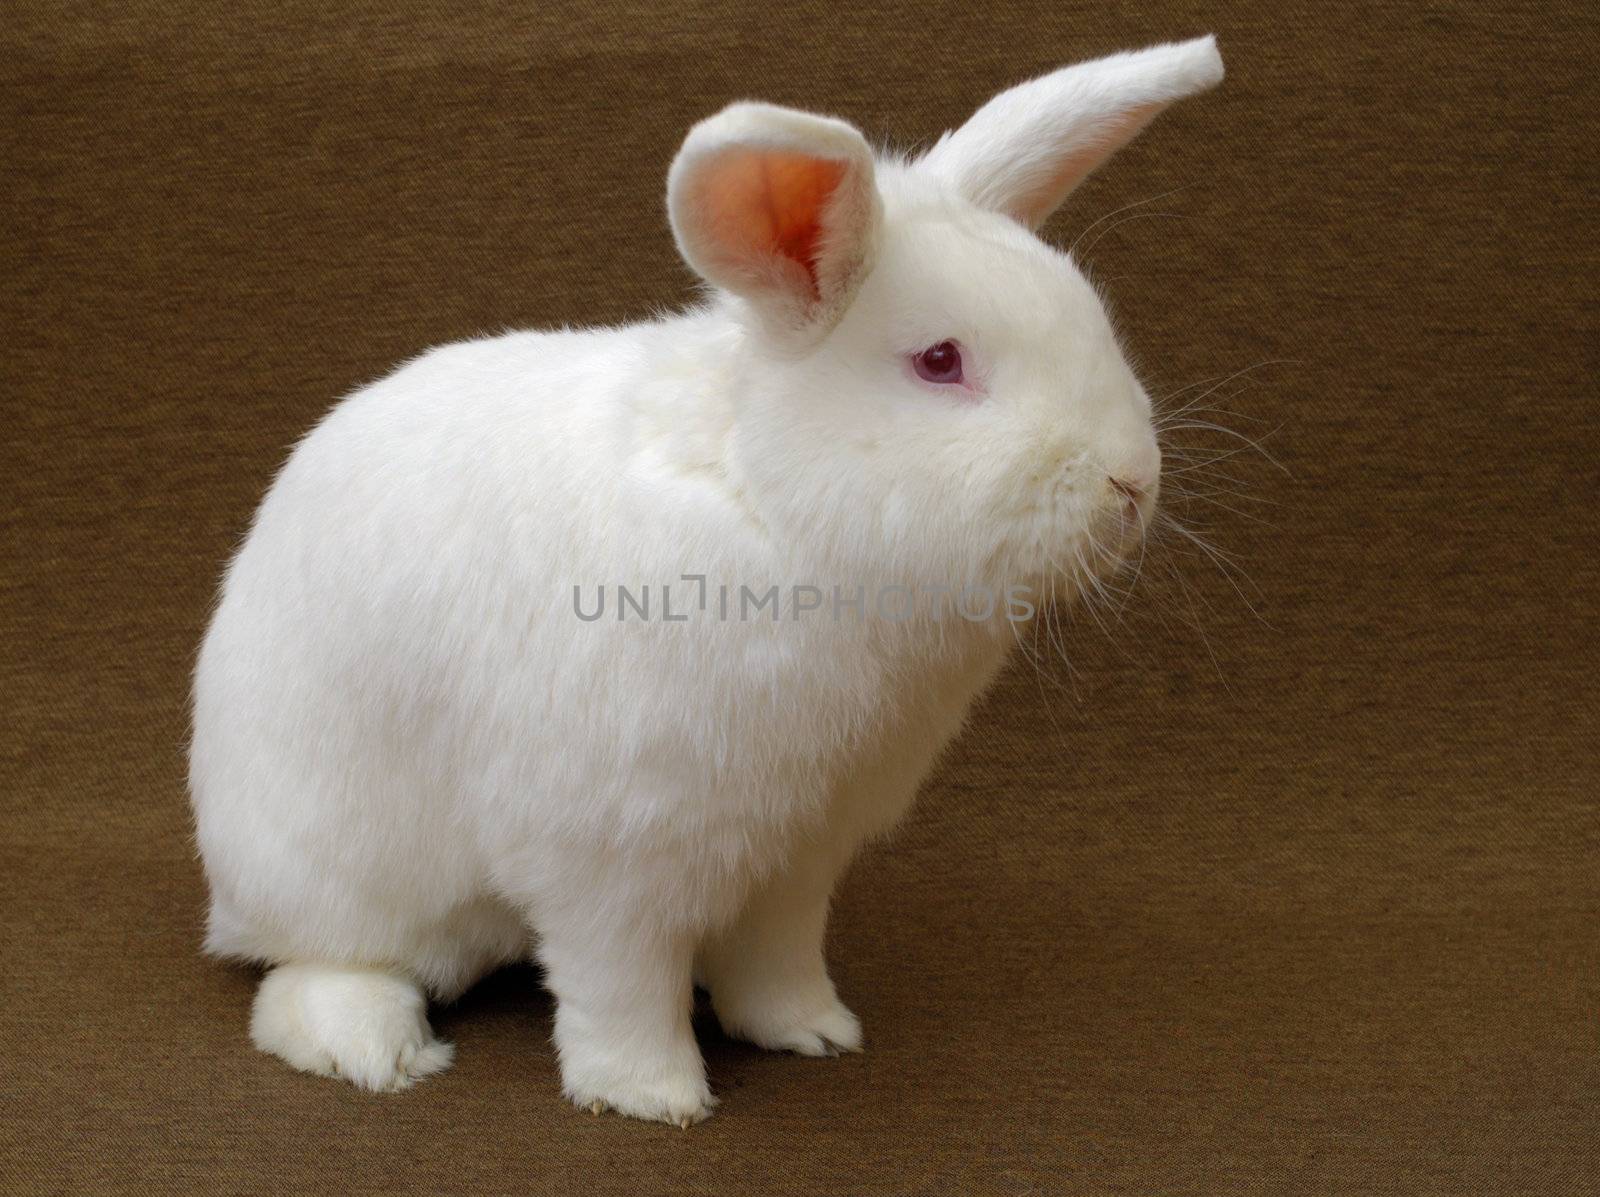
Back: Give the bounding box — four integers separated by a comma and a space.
912, 340, 964, 385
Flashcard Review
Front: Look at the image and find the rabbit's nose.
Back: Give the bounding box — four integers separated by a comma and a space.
1109, 439, 1162, 501
1108, 466, 1160, 516
1110, 477, 1147, 502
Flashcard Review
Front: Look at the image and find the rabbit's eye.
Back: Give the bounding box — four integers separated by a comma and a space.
912, 341, 964, 385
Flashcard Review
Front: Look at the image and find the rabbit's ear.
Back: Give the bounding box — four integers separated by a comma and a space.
917, 36, 1223, 231
669, 103, 881, 337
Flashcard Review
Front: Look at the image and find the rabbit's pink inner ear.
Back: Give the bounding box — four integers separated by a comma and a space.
696, 149, 847, 301
1006, 102, 1159, 228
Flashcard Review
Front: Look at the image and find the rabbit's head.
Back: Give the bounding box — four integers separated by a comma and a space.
667, 37, 1224, 603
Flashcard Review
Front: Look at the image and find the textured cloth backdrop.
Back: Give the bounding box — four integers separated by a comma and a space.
2, 2, 1596, 1193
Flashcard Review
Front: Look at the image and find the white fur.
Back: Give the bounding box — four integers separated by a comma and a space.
191, 37, 1223, 1124
920, 36, 1225, 229
250, 964, 454, 1091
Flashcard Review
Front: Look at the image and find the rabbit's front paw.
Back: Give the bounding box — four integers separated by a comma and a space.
715, 987, 863, 1057
562, 1061, 716, 1128
570, 1084, 716, 1128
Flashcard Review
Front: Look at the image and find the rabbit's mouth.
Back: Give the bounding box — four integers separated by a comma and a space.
1058, 487, 1154, 592
987, 476, 1149, 598
1102, 478, 1157, 557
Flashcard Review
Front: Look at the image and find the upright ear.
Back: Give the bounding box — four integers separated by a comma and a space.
668, 102, 881, 339
917, 36, 1224, 231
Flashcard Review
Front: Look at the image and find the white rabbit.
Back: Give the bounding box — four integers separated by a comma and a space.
190, 36, 1224, 1125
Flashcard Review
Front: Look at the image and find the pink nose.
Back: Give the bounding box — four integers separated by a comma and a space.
1110, 476, 1151, 503
1112, 442, 1162, 501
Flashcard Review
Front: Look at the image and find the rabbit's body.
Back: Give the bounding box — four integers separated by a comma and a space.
190, 37, 1225, 1123
196, 317, 1006, 994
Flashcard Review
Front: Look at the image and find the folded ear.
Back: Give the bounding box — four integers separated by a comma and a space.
668, 102, 881, 338
917, 36, 1224, 231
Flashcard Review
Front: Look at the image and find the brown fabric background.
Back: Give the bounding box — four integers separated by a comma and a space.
3, 2, 1596, 1193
